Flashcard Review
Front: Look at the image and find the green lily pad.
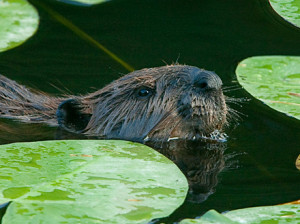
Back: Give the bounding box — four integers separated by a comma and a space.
58, 0, 108, 5
296, 154, 300, 170
0, 140, 188, 223
269, 0, 300, 28
236, 56, 300, 120
0, 0, 39, 52
180, 204, 300, 224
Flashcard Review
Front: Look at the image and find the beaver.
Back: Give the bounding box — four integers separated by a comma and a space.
0, 64, 228, 143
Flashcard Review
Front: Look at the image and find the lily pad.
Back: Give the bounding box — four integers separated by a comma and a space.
180, 204, 300, 224
0, 0, 39, 52
0, 140, 188, 223
269, 0, 300, 28
236, 56, 300, 120
296, 154, 300, 170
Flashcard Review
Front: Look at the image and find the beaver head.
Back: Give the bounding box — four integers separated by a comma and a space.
57, 65, 227, 142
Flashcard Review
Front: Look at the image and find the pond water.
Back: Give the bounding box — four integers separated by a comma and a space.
0, 0, 299, 223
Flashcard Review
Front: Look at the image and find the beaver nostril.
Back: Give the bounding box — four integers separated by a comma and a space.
193, 79, 208, 90
194, 80, 208, 89
192, 70, 223, 91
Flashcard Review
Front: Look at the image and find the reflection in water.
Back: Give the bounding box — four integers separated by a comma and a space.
0, 120, 89, 145
147, 139, 227, 203
0, 120, 55, 145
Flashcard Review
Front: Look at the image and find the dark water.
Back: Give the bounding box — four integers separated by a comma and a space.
0, 0, 299, 222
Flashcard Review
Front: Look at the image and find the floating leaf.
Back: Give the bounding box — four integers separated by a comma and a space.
180, 204, 300, 223
0, 140, 188, 223
236, 56, 300, 120
296, 154, 300, 170
0, 0, 39, 52
269, 0, 300, 28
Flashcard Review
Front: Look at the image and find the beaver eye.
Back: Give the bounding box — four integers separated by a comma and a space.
137, 87, 153, 98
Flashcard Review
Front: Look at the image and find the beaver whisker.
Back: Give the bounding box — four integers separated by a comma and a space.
222, 84, 239, 89
222, 84, 243, 92
228, 106, 245, 118
224, 95, 247, 125
223, 87, 243, 93
225, 107, 244, 128
225, 95, 249, 104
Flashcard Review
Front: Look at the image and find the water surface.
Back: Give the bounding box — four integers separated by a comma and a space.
0, 0, 299, 222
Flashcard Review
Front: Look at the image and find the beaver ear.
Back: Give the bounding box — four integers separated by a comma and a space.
56, 99, 91, 133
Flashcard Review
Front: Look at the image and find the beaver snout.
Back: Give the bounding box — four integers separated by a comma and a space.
192, 70, 223, 92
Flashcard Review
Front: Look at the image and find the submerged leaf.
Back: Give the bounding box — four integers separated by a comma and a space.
32, 0, 134, 72
236, 56, 300, 120
57, 0, 108, 6
180, 204, 300, 223
269, 0, 300, 28
0, 0, 39, 52
0, 140, 188, 223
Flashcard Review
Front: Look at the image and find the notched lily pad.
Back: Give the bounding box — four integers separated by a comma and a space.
0, 140, 188, 223
0, 0, 39, 52
236, 56, 300, 120
269, 0, 300, 28
180, 204, 300, 224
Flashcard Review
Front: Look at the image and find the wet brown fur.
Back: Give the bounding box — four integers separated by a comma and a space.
0, 65, 228, 142
0, 75, 61, 125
